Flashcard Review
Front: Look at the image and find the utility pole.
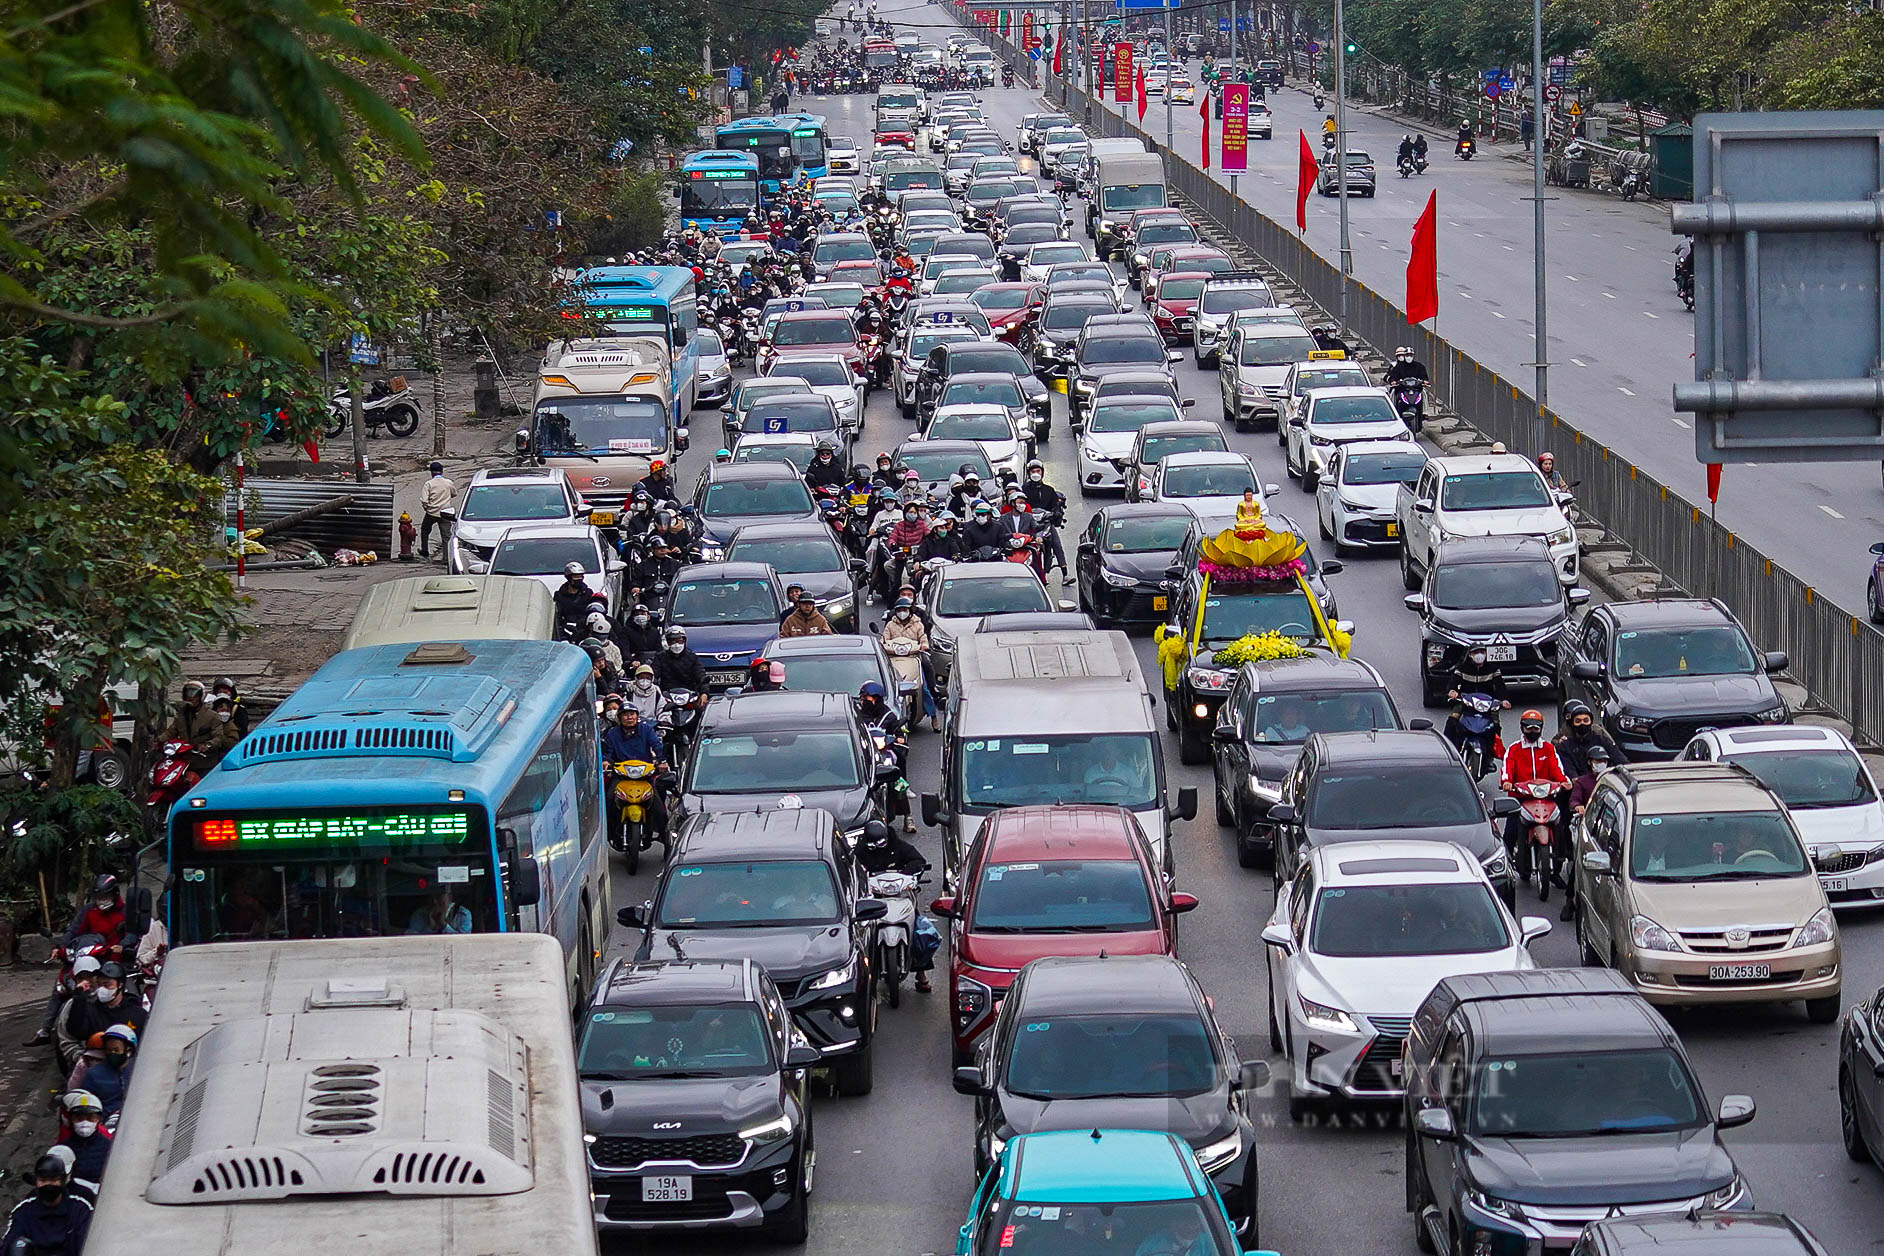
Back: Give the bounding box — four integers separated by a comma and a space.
1163, 0, 1174, 155
1081, 0, 1093, 121
1333, 0, 1350, 333
1529, 0, 1550, 440
348, 368, 369, 485
1227, 0, 1237, 205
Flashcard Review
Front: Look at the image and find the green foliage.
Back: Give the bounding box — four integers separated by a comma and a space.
0, 784, 144, 929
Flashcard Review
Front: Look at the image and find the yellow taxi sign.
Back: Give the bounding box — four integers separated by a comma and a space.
1307, 349, 1347, 361
1050, 377, 1069, 393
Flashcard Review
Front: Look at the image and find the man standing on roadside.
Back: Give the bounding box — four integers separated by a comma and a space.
419, 462, 455, 561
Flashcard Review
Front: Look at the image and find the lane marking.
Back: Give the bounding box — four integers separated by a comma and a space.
1618, 386, 1636, 396
1570, 358, 1587, 367
1502, 245, 1515, 252
1820, 504, 1845, 519
1490, 310, 1506, 318
1565, 275, 1579, 282
1643, 311, 1659, 319
1602, 292, 1617, 300
1671, 417, 1690, 429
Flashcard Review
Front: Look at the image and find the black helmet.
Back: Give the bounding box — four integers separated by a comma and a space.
98, 961, 125, 981
862, 819, 890, 846
581, 640, 606, 661
90, 873, 119, 898
959, 465, 980, 482
1561, 699, 1593, 723
1587, 743, 1613, 763
851, 463, 870, 480
33, 1154, 69, 1184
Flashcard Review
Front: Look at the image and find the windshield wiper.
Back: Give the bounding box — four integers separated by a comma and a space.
1030, 923, 1139, 934
634, 1070, 728, 1079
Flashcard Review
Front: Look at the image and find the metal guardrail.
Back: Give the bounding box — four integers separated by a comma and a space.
226, 478, 397, 555
978, 23, 1884, 747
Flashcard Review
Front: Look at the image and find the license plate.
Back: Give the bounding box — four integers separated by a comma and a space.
641, 1176, 692, 1202
1152, 595, 1168, 611
1389, 1058, 1404, 1079
707, 670, 745, 686
1485, 645, 1518, 663
1821, 876, 1849, 893
1708, 963, 1772, 981
1385, 522, 1398, 537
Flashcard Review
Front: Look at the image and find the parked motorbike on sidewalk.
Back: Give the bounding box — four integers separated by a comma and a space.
325, 377, 422, 439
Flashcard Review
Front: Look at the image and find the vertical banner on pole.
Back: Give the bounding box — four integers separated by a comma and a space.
1022, 11, 1034, 47
1114, 42, 1133, 103
1221, 82, 1249, 171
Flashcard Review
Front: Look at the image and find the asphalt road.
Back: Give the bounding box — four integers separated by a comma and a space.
601, 63, 1884, 1256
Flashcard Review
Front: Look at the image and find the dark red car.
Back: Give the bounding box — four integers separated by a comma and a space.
930, 805, 1197, 1066
969, 282, 1045, 346
1148, 270, 1210, 346
760, 309, 864, 377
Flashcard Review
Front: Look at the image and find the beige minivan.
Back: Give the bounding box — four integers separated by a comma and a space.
1572, 760, 1841, 1022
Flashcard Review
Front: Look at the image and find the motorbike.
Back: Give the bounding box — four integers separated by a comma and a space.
148, 740, 201, 816
1513, 779, 1564, 899
1312, 91, 1325, 109
1398, 153, 1416, 178
324, 378, 422, 439
1673, 246, 1695, 311
868, 870, 926, 1007
658, 689, 707, 765
1414, 152, 1429, 173
1455, 137, 1476, 161
1618, 165, 1644, 201
608, 758, 671, 874
1001, 66, 1014, 87
884, 636, 926, 724
1390, 378, 1427, 433
1450, 693, 1503, 780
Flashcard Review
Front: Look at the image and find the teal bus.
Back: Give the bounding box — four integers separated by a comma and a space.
679, 149, 762, 234
716, 113, 830, 193
573, 263, 701, 418
165, 639, 613, 1006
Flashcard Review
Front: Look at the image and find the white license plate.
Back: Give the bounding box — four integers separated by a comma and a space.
641, 1176, 693, 1202
1821, 876, 1849, 893
1389, 1058, 1404, 1079
1484, 645, 1518, 663
1708, 963, 1771, 981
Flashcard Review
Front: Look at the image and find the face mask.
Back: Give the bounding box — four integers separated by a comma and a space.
1522, 729, 1543, 744
667, 642, 685, 654
634, 677, 655, 693
896, 609, 912, 621
34, 1186, 61, 1206
106, 1052, 128, 1069
1572, 723, 1590, 737
95, 986, 117, 1003
1028, 472, 1042, 482
633, 614, 649, 626
71, 1121, 97, 1139
218, 711, 232, 724
903, 511, 916, 521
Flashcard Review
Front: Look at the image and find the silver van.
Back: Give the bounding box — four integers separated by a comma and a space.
341, 575, 556, 651
921, 628, 1197, 888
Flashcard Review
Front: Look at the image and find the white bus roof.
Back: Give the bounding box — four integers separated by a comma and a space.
87, 935, 596, 1256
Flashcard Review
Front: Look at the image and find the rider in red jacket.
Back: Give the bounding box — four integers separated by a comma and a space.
1500, 710, 1569, 886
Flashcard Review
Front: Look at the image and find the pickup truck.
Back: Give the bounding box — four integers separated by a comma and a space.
1394, 452, 1580, 591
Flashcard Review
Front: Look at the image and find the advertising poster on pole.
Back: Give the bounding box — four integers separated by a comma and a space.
1114, 42, 1133, 103
1221, 82, 1249, 171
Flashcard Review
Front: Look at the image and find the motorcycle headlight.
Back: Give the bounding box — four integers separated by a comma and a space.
739, 1112, 797, 1143
1795, 906, 1837, 948
1194, 1130, 1242, 1172
1297, 995, 1356, 1033
1629, 914, 1682, 953
807, 957, 858, 991
1546, 527, 1575, 547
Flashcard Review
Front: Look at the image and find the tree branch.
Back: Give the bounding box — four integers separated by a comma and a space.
0, 297, 184, 328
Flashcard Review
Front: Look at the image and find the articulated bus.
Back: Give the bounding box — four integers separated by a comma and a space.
679, 149, 763, 234
165, 639, 612, 1008
716, 113, 829, 193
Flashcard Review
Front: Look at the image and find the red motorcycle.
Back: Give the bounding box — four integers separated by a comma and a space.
148, 740, 201, 816
1512, 779, 1564, 900
1002, 530, 1046, 580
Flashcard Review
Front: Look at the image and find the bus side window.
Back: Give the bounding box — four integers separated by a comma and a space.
559, 698, 601, 849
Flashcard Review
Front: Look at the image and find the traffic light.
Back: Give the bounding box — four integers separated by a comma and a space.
1344, 40, 1358, 55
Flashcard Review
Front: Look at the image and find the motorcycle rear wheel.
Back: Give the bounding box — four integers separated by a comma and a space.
382, 404, 421, 438
882, 943, 904, 1008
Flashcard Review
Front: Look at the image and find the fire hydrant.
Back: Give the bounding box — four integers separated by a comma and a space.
397, 511, 418, 561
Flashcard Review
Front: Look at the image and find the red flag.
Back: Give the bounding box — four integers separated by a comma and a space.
1052, 32, 1063, 75
1406, 190, 1439, 325
1136, 67, 1147, 121
1200, 96, 1211, 170
303, 439, 321, 463
1296, 131, 1319, 233
1706, 463, 1722, 504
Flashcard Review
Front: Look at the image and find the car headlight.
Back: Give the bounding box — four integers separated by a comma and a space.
825, 595, 855, 618
1629, 914, 1682, 953
1466, 1187, 1522, 1220
1247, 776, 1281, 802
1238, 383, 1257, 397
1546, 527, 1575, 547
1702, 1176, 1747, 1210
985, 1131, 1008, 1161
1616, 712, 1652, 734
1753, 703, 1789, 723
1101, 566, 1138, 588
932, 631, 954, 655
1194, 1130, 1242, 1173
1297, 995, 1356, 1033
1309, 434, 1332, 447
1338, 496, 1368, 511
807, 957, 858, 991
1795, 905, 1837, 948
698, 543, 725, 562
1186, 668, 1231, 691
1481, 850, 1510, 880
955, 975, 991, 1028
739, 1112, 796, 1143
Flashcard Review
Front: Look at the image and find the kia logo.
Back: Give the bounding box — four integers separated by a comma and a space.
653, 1121, 681, 1130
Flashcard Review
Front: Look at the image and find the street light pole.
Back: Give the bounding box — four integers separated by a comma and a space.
1164, 0, 1174, 155
1333, 0, 1350, 333
1227, 0, 1237, 206
1529, 0, 1550, 441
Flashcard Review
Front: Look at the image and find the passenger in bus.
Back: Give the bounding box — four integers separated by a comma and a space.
405, 886, 473, 936
220, 873, 274, 938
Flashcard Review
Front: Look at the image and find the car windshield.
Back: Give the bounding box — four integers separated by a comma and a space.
738, 382, 808, 411
459, 483, 569, 522
975, 1198, 1233, 1256
1311, 396, 1398, 424
1103, 515, 1192, 553
725, 535, 844, 574
1044, 128, 1085, 145
1440, 471, 1552, 511
1293, 366, 1367, 394
812, 238, 875, 264
774, 318, 853, 347
578, 1003, 772, 1079
1628, 810, 1808, 880
489, 536, 595, 575
669, 577, 778, 625
703, 477, 816, 517
1049, 265, 1112, 286
935, 573, 1051, 617
1136, 225, 1195, 245
931, 410, 1014, 441
1310, 882, 1510, 957
943, 380, 1023, 407
767, 653, 880, 697
1140, 436, 1223, 469
1161, 462, 1256, 499
732, 442, 815, 471
955, 349, 1030, 375
1306, 766, 1484, 829
1248, 691, 1397, 743
925, 256, 975, 281
1201, 287, 1271, 314
655, 859, 842, 927
1004, 224, 1057, 244
1431, 561, 1562, 610
934, 273, 994, 294
1004, 1013, 1216, 1099
1613, 625, 1758, 678
1727, 748, 1877, 809
1081, 337, 1167, 366
1342, 451, 1425, 486
1157, 278, 1206, 300
959, 733, 1158, 810
1089, 402, 1179, 434
972, 287, 1031, 311
1029, 245, 1086, 265
1469, 1048, 1704, 1137
808, 284, 866, 308
969, 858, 1155, 932
1199, 586, 1319, 644
1044, 303, 1106, 331
1239, 333, 1319, 366
898, 447, 995, 483
787, 360, 854, 387
1104, 184, 1167, 210
688, 730, 863, 793
967, 181, 1019, 203
909, 336, 980, 367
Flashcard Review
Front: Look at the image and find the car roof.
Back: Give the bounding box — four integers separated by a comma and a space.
1239, 654, 1388, 692
1444, 970, 1676, 1057
1607, 762, 1782, 813
704, 460, 807, 484
1314, 728, 1456, 766
1586, 1212, 1824, 1253
1005, 1130, 1202, 1203
597, 958, 757, 1006
493, 522, 596, 543
1161, 450, 1250, 468
468, 466, 567, 488
1015, 954, 1199, 1017
1094, 369, 1178, 388
1096, 501, 1196, 524
1312, 840, 1481, 886
1336, 438, 1424, 456
1135, 420, 1221, 439
761, 633, 883, 660
674, 560, 777, 584
1696, 725, 1850, 755
1306, 385, 1393, 401
1433, 535, 1555, 563
727, 521, 843, 545
894, 437, 988, 458
1429, 453, 1542, 476
982, 804, 1146, 862
673, 805, 841, 862
1598, 597, 1740, 628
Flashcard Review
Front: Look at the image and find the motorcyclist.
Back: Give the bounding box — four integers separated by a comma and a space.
620, 491, 658, 543
1321, 113, 1336, 138
211, 676, 250, 737
917, 512, 961, 564
1553, 699, 1619, 778
602, 705, 669, 843
1397, 133, 1415, 166
779, 591, 834, 638
61, 960, 145, 1057
1384, 345, 1430, 386
69, 1023, 137, 1117
633, 458, 681, 505
843, 463, 878, 512
870, 451, 901, 489
1560, 741, 1613, 920
1413, 133, 1429, 163
855, 819, 933, 992
960, 499, 1009, 556
1501, 710, 1570, 893
553, 563, 595, 634
60, 875, 131, 956
615, 603, 664, 666
654, 625, 708, 693
162, 679, 217, 745
55, 1092, 111, 1187
884, 596, 943, 732
583, 641, 626, 701
1, 1153, 91, 1255
805, 441, 848, 494
948, 467, 988, 516
1447, 645, 1509, 704
1310, 323, 1349, 354
1537, 449, 1571, 495
1018, 460, 1067, 574
855, 682, 914, 832
1455, 120, 1475, 155
625, 662, 662, 721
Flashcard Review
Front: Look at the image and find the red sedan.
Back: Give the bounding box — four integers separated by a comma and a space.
758, 309, 865, 377
1148, 270, 1211, 346
968, 282, 1045, 346
931, 805, 1197, 1066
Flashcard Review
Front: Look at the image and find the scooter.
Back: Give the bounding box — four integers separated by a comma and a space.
1312, 91, 1325, 109
884, 636, 925, 723
608, 758, 671, 874
658, 690, 707, 765
868, 870, 925, 1007
1450, 693, 1503, 780
1398, 154, 1416, 179
1673, 245, 1695, 311
1455, 137, 1476, 160
1513, 779, 1564, 900
148, 741, 201, 816
324, 379, 422, 439
1391, 378, 1427, 433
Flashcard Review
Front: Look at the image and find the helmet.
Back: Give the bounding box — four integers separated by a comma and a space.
580, 640, 607, 661
71, 955, 101, 977
959, 465, 980, 482
1587, 743, 1613, 764
98, 961, 123, 982
90, 873, 118, 898
1395, 345, 1412, 358
631, 602, 650, 618
61, 1090, 103, 1116
858, 681, 887, 700
851, 463, 871, 480
34, 1153, 70, 1183
1561, 699, 1592, 723
213, 676, 237, 694
562, 561, 586, 579
181, 680, 206, 702
102, 1024, 137, 1050
862, 819, 890, 845
664, 625, 688, 644
1519, 709, 1545, 732
715, 447, 732, 461
972, 499, 992, 515
587, 612, 611, 635
1025, 458, 1044, 474
817, 439, 839, 455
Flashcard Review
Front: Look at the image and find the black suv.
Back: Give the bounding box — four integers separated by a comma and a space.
914, 340, 1050, 428
1029, 291, 1117, 379
1068, 323, 1179, 422
1556, 598, 1790, 760
1267, 729, 1516, 900
952, 954, 1268, 1240
1208, 655, 1414, 869
1406, 536, 1590, 706
579, 957, 819, 1239
624, 807, 888, 1095
1405, 969, 1756, 1256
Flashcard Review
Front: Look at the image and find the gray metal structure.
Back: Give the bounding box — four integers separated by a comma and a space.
1672, 111, 1884, 464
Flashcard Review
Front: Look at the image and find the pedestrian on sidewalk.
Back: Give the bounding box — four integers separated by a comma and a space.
1520, 112, 1533, 151
419, 462, 456, 560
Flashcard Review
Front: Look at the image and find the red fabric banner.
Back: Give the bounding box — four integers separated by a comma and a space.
1135, 66, 1147, 120
1407, 190, 1439, 325
1296, 130, 1319, 233
1200, 95, 1210, 170
1114, 43, 1132, 104
1220, 83, 1248, 171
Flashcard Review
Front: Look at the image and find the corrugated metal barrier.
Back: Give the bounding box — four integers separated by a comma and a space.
226, 478, 397, 556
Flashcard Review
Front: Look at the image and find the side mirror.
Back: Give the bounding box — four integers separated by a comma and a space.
1492, 796, 1520, 817
1267, 802, 1296, 824
1263, 483, 1281, 497
1179, 396, 1196, 407
1169, 890, 1200, 913
510, 857, 542, 908
1519, 916, 1553, 943
1320, 559, 1343, 575
929, 894, 958, 918
1582, 849, 1614, 876
1408, 718, 1435, 731
675, 427, 690, 452
952, 1066, 988, 1096
1332, 620, 1355, 637
1403, 593, 1428, 613
1174, 787, 1198, 821
1167, 349, 1183, 364
720, 403, 735, 414
1764, 651, 1789, 673
1412, 500, 1433, 515
785, 1044, 822, 1068
1717, 1094, 1757, 1129
1233, 1060, 1271, 1091
921, 791, 945, 828
1287, 415, 1306, 427
1414, 1108, 1456, 1141
1570, 660, 1605, 681
855, 897, 890, 922
1259, 921, 1293, 951
1567, 586, 1592, 607
1211, 725, 1238, 744
617, 902, 647, 928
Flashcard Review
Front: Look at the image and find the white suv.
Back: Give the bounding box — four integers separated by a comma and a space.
1395, 454, 1580, 589
449, 466, 586, 575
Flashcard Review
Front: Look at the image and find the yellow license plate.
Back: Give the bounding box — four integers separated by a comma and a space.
1152, 595, 1168, 611
1385, 522, 1398, 537
1051, 377, 1068, 394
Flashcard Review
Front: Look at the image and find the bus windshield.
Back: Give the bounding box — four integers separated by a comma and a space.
723, 129, 796, 181
681, 174, 759, 217
534, 397, 667, 456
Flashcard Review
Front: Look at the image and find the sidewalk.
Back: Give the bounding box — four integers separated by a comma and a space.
0, 966, 63, 1191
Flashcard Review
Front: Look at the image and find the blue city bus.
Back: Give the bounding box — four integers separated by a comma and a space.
166, 639, 612, 1006
716, 113, 830, 193
574, 263, 701, 417
679, 150, 763, 234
